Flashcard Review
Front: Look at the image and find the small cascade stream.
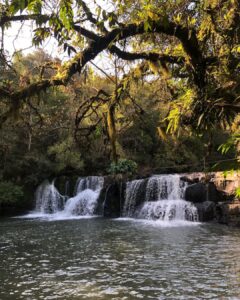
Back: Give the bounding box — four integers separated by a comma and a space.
64, 176, 104, 216
33, 176, 104, 218
75, 176, 104, 195
122, 179, 146, 217
35, 180, 67, 213
123, 174, 198, 222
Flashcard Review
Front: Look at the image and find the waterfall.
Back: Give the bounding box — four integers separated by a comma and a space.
124, 174, 198, 222
137, 200, 198, 222
65, 176, 104, 216
145, 175, 186, 201
32, 174, 198, 222
35, 180, 66, 213
122, 179, 146, 217
75, 176, 104, 195
64, 189, 100, 216
34, 176, 104, 217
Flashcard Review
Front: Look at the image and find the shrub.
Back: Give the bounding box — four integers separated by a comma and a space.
0, 181, 24, 205
108, 159, 138, 175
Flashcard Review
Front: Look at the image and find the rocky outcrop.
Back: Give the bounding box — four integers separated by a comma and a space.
182, 171, 240, 224
185, 182, 223, 203
194, 201, 216, 222
102, 181, 126, 218
216, 200, 240, 226
181, 171, 240, 197
54, 176, 79, 197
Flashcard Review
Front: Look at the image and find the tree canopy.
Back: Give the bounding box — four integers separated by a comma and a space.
0, 0, 239, 130
0, 0, 239, 193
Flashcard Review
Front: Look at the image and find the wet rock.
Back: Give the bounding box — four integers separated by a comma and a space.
180, 176, 200, 184
185, 182, 206, 203
102, 181, 125, 218
195, 201, 216, 222
216, 201, 240, 226
185, 182, 222, 203
54, 175, 78, 197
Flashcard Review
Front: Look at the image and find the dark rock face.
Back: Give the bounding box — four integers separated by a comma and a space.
215, 203, 228, 224
215, 201, 240, 226
184, 182, 226, 222
54, 176, 78, 197
195, 201, 216, 222
185, 182, 222, 203
185, 183, 206, 203
102, 181, 126, 218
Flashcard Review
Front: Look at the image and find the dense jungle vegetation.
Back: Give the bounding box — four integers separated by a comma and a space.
0, 0, 239, 208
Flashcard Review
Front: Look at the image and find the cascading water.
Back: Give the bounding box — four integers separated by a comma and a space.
34, 176, 104, 218
124, 174, 198, 222
30, 174, 198, 223
75, 176, 104, 195
64, 176, 104, 216
138, 199, 198, 222
63, 190, 100, 216
35, 180, 66, 213
145, 175, 186, 201
122, 179, 146, 217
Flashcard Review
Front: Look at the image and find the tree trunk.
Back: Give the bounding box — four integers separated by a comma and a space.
107, 104, 117, 163
27, 113, 32, 152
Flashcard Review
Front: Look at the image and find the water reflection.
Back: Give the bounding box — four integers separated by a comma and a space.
0, 218, 240, 299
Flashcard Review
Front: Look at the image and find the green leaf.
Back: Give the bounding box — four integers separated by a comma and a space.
236, 187, 240, 198
144, 20, 151, 32
59, 0, 74, 31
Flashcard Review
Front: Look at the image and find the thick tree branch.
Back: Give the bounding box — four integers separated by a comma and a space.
10, 79, 63, 101
0, 14, 49, 27
77, 0, 98, 25
1, 15, 205, 110
73, 25, 100, 41
109, 45, 185, 64
110, 20, 203, 69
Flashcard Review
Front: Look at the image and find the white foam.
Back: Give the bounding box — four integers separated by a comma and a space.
114, 217, 201, 227
138, 199, 198, 222
24, 176, 104, 220
17, 211, 99, 221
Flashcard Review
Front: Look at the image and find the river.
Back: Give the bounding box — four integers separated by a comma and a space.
0, 217, 240, 299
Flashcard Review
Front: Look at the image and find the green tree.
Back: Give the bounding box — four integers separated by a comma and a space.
0, 0, 239, 130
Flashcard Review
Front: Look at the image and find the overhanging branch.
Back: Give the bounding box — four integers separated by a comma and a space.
0, 14, 49, 27
109, 45, 185, 64
1, 14, 205, 113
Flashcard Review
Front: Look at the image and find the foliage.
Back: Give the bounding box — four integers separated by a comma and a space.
48, 138, 84, 173
107, 159, 138, 175
218, 122, 240, 197
218, 134, 240, 155
0, 181, 24, 205
236, 187, 240, 198
0, 0, 239, 132
0, 49, 237, 189
0, 0, 240, 202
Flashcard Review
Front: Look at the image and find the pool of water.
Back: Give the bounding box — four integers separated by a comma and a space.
0, 217, 240, 299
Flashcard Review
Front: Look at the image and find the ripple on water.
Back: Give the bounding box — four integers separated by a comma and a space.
0, 218, 240, 299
